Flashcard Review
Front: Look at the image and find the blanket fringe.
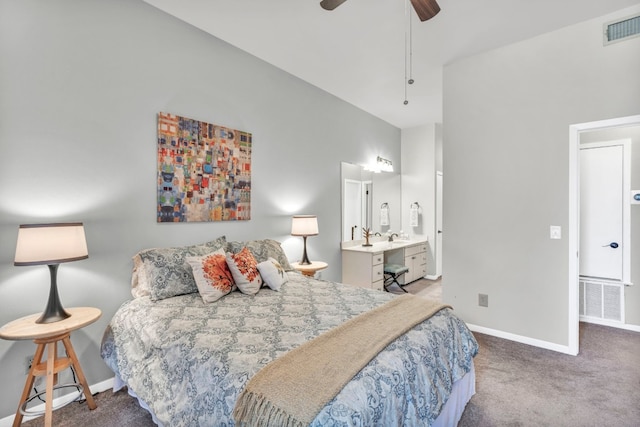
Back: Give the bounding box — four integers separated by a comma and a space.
233, 390, 305, 427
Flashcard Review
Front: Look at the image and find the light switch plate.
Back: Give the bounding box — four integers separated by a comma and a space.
550, 226, 561, 239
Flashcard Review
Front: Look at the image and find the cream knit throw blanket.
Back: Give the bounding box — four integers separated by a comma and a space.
233, 294, 451, 426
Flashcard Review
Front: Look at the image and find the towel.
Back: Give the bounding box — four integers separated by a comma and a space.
380, 206, 389, 226
410, 206, 419, 227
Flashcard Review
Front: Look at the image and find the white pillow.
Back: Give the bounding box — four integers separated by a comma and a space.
257, 257, 289, 291
226, 247, 263, 295
186, 248, 235, 303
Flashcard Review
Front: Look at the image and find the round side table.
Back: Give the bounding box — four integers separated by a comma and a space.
291, 261, 328, 277
0, 307, 101, 427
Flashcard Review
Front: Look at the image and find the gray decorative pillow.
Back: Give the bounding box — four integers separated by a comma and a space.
227, 239, 293, 271
135, 236, 227, 301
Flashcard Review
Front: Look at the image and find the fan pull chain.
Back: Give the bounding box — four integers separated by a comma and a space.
408, 4, 414, 85
403, 0, 416, 105
404, 0, 409, 105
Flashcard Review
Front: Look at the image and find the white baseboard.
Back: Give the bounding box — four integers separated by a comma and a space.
579, 316, 640, 333
466, 323, 576, 355
0, 377, 114, 427
425, 274, 441, 281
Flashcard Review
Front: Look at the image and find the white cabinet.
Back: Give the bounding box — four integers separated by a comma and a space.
400, 242, 428, 284
341, 250, 385, 291
341, 240, 427, 291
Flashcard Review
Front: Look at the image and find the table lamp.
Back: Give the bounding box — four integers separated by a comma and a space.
14, 223, 88, 324
291, 215, 318, 265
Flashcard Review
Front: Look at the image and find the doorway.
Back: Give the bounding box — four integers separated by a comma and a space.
579, 140, 630, 325
569, 114, 640, 355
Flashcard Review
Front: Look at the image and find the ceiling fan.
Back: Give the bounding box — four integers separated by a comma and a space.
320, 0, 440, 22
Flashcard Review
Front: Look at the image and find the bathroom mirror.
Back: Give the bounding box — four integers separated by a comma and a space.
341, 162, 401, 243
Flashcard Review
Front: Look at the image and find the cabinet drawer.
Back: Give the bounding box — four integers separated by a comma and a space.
372, 263, 384, 282
372, 280, 384, 291
418, 264, 427, 276
372, 253, 384, 265
405, 243, 427, 257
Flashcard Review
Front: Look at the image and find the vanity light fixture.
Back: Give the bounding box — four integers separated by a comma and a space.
363, 156, 393, 173
291, 215, 319, 265
14, 223, 89, 324
377, 156, 393, 172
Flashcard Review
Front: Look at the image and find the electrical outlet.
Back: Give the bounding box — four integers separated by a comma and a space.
478, 293, 489, 307
24, 355, 34, 374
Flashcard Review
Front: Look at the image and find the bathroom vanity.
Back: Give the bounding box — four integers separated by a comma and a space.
341, 240, 428, 291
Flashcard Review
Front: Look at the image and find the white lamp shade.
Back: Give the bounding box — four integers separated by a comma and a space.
291, 215, 319, 236
14, 223, 89, 266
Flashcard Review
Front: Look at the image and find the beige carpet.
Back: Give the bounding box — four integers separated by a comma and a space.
387, 277, 442, 301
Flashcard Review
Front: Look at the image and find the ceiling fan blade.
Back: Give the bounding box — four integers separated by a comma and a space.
409, 0, 441, 21
320, 0, 348, 11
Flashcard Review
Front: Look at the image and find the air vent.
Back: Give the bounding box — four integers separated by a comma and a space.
604, 14, 640, 45
579, 278, 624, 323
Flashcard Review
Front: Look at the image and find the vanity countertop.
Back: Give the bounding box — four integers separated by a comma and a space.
341, 239, 427, 253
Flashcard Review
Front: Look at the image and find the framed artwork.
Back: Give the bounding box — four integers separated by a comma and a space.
157, 112, 252, 222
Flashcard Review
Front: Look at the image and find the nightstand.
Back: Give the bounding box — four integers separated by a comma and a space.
291, 261, 328, 277
0, 307, 101, 427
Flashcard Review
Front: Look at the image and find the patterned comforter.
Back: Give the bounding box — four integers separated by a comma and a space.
101, 273, 478, 426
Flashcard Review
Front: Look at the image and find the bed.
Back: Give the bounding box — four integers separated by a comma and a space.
101, 237, 478, 426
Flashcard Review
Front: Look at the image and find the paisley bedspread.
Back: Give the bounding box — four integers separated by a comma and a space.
101, 273, 478, 426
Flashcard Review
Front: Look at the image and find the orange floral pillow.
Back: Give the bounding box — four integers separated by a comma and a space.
186, 248, 235, 303
226, 247, 263, 295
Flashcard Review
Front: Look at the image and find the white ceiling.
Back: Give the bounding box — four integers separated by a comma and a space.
143, 0, 639, 129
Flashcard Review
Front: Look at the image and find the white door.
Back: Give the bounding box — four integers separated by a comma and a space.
579, 143, 626, 281
436, 172, 443, 278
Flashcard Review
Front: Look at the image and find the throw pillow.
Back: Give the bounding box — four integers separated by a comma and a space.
257, 257, 289, 291
226, 247, 263, 295
135, 236, 227, 301
227, 239, 293, 271
186, 248, 235, 303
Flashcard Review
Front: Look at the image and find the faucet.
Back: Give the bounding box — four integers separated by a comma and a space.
388, 233, 399, 242
374, 232, 382, 237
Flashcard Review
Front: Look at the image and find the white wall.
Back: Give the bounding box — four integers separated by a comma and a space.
443, 4, 640, 350
0, 0, 400, 419
401, 124, 441, 277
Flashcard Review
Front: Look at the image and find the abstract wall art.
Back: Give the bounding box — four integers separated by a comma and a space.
157, 112, 252, 222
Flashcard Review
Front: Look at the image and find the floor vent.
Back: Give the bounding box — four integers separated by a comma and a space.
604, 14, 640, 45
579, 278, 624, 323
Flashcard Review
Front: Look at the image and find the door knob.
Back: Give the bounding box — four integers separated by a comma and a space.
602, 242, 619, 249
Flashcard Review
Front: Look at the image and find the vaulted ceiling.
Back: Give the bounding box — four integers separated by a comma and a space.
143, 0, 640, 129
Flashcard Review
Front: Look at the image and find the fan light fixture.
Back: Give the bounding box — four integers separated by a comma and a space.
14, 223, 89, 324
319, 0, 441, 105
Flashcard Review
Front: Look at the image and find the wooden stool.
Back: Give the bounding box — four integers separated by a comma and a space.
0, 307, 101, 427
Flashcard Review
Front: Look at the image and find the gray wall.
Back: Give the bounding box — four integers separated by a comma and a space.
443, 4, 640, 348
0, 0, 400, 419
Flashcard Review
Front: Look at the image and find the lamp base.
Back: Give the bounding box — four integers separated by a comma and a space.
299, 236, 312, 265
36, 264, 71, 324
